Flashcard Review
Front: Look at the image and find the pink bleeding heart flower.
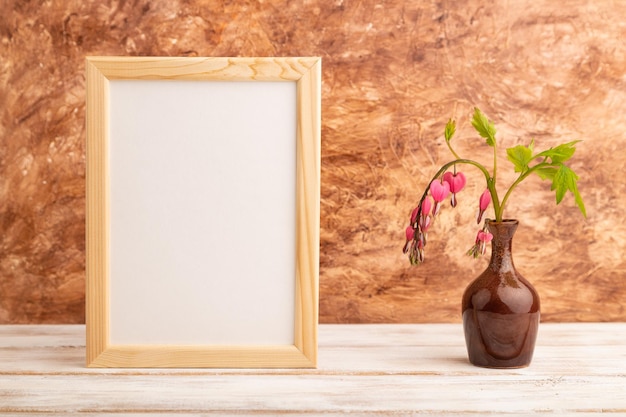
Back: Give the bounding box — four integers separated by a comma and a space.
420, 214, 431, 233
477, 230, 493, 243
405, 233, 425, 264
467, 228, 494, 258
477, 230, 494, 255
477, 189, 492, 224
443, 171, 467, 207
405, 226, 415, 241
410, 206, 420, 224
410, 197, 433, 228
406, 196, 434, 260
419, 196, 433, 232
421, 196, 432, 217
430, 180, 450, 217
430, 180, 451, 202
403, 225, 416, 254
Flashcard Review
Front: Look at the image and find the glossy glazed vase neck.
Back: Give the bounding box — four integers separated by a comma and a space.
488, 220, 517, 272
462, 220, 540, 368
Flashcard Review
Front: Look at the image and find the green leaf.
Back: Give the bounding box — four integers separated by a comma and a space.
444, 118, 456, 143
537, 140, 581, 164
551, 164, 587, 217
573, 185, 587, 218
534, 166, 558, 181
471, 107, 497, 147
506, 143, 534, 173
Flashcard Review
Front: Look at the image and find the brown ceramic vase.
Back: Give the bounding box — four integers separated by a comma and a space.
462, 219, 540, 368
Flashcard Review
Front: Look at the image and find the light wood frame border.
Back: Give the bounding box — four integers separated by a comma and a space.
85, 57, 320, 368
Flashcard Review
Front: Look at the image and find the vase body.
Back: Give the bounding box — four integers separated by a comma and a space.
462, 220, 540, 368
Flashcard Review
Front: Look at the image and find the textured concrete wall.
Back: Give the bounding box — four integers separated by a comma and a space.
1, 0, 625, 323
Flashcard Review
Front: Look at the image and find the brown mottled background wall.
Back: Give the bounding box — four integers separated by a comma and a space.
1, 0, 625, 324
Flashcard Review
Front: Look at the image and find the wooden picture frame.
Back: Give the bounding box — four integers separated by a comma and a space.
85, 57, 320, 368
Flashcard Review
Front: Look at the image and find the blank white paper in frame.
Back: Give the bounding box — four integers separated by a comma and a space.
109, 79, 296, 346
86, 57, 321, 368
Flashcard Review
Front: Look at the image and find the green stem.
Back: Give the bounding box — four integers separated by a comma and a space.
445, 139, 462, 160
414, 159, 500, 222
489, 177, 502, 222
498, 161, 551, 217
491, 140, 499, 220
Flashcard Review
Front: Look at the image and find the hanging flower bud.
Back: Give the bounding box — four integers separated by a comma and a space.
416, 231, 425, 262
403, 225, 415, 254
430, 180, 450, 217
407, 238, 425, 265
477, 230, 494, 255
405, 225, 415, 241
405, 195, 434, 261
419, 215, 431, 232
421, 196, 433, 217
410, 206, 420, 225
477, 189, 492, 224
418, 229, 427, 248
443, 171, 467, 207
411, 197, 433, 225
467, 227, 493, 258
418, 196, 433, 232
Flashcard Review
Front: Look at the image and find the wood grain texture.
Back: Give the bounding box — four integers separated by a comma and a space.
84, 57, 109, 366
85, 57, 319, 367
1, 324, 626, 415
1, 0, 625, 324
87, 56, 320, 80
294, 57, 322, 363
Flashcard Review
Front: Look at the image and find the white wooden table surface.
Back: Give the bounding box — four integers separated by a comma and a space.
1, 323, 625, 415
